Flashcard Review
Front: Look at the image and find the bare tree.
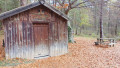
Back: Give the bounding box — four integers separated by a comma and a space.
53, 0, 92, 42
55, 0, 90, 14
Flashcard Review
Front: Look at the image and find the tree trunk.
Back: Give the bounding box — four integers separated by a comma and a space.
20, 0, 27, 6
115, 22, 117, 36
0, 8, 2, 13
68, 21, 74, 43
99, 0, 103, 38
65, 9, 70, 15
108, 7, 110, 37
4, 0, 7, 11
65, 9, 74, 43
94, 2, 97, 32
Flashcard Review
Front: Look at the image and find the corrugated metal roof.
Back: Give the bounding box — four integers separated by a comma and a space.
0, 1, 69, 20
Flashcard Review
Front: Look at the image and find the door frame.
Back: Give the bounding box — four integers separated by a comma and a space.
32, 21, 50, 56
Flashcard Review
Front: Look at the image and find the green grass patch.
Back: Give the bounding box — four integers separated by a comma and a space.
0, 59, 35, 67
0, 30, 4, 35
74, 33, 98, 39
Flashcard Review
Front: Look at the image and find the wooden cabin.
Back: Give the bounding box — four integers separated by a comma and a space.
0, 1, 69, 59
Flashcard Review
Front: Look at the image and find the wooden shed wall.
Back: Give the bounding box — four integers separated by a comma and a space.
3, 5, 68, 59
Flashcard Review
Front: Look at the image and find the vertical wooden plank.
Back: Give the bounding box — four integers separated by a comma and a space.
23, 21, 26, 59
28, 22, 31, 59
32, 24, 35, 59
9, 22, 11, 59
58, 18, 61, 55
19, 20, 22, 59
18, 20, 21, 58
5, 22, 9, 59
22, 21, 25, 58
27, 22, 32, 59
54, 20, 58, 56
58, 19, 61, 55
7, 22, 9, 59
33, 26, 35, 58
12, 21, 14, 58
25, 22, 27, 58
65, 21, 68, 53
13, 20, 15, 59
51, 22, 55, 56
14, 20, 17, 58
27, 22, 30, 59
15, 20, 18, 58
17, 20, 19, 58
29, 21, 33, 59
11, 21, 13, 58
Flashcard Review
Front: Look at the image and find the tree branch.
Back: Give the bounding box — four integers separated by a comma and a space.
56, 0, 63, 6
71, 0, 89, 9
62, 0, 65, 5
114, 5, 120, 8
70, 0, 78, 5
75, 5, 92, 8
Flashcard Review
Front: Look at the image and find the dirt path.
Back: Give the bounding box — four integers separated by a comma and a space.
1, 37, 120, 68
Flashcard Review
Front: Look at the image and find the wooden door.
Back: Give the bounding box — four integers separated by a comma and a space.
33, 23, 49, 57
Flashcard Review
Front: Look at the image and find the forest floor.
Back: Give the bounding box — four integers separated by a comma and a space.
0, 35, 5, 61
0, 36, 120, 68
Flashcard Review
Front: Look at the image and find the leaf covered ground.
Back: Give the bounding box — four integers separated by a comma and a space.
0, 35, 5, 61
0, 37, 120, 68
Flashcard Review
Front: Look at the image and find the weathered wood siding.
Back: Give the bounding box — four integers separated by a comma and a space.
3, 5, 68, 59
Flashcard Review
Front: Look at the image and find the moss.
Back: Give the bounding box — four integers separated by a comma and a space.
0, 30, 4, 35
68, 26, 72, 43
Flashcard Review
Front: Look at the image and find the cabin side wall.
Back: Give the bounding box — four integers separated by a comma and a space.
49, 15, 68, 56
3, 5, 68, 59
3, 11, 34, 59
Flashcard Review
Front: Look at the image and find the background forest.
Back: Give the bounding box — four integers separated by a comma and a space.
0, 0, 120, 38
